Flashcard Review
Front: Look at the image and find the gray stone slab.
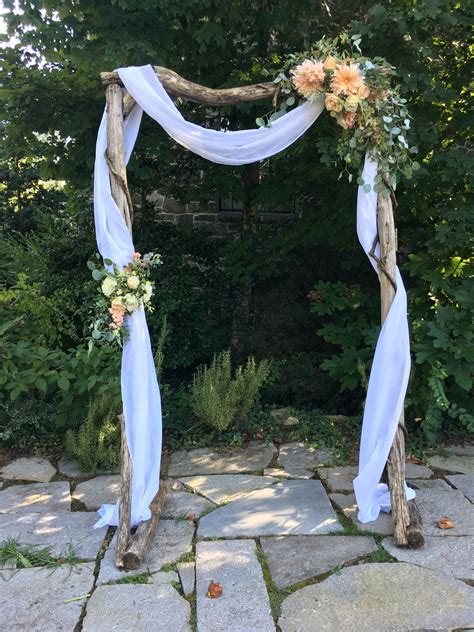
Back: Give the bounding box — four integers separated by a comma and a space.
0, 456, 56, 483
407, 478, 451, 491
404, 462, 433, 479
261, 535, 378, 589
446, 474, 474, 502
0, 511, 106, 560
429, 454, 474, 475
72, 474, 120, 510
1, 563, 94, 631
148, 570, 179, 585
0, 481, 71, 514
97, 519, 194, 584
263, 468, 309, 480
445, 444, 474, 457
329, 493, 394, 536
278, 563, 474, 632
415, 488, 474, 536
278, 442, 334, 478
82, 583, 191, 632
198, 480, 342, 538
163, 489, 214, 518
179, 474, 277, 505
168, 442, 277, 477
383, 535, 474, 582
57, 458, 93, 479
319, 466, 358, 493
196, 540, 274, 632
178, 561, 195, 596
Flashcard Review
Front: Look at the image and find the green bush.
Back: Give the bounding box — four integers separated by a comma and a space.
0, 397, 58, 449
191, 350, 271, 431
65, 393, 121, 473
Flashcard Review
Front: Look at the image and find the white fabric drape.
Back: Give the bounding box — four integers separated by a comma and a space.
92, 63, 413, 528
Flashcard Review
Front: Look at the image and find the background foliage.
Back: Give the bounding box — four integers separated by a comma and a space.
0, 0, 472, 450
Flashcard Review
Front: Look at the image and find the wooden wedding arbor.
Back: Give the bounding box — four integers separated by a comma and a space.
100, 66, 424, 569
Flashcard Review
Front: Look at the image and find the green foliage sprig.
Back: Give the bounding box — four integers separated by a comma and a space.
257, 35, 420, 194
191, 350, 271, 431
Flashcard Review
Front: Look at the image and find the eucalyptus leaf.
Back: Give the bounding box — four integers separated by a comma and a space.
92, 269, 104, 281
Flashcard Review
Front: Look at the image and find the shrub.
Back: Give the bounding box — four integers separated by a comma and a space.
65, 393, 121, 473
191, 350, 271, 431
0, 397, 58, 449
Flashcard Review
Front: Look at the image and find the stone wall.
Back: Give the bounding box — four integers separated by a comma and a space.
147, 192, 296, 236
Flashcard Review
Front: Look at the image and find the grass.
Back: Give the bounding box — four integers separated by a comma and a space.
116, 572, 151, 584
0, 538, 80, 569
159, 550, 195, 573
255, 541, 284, 624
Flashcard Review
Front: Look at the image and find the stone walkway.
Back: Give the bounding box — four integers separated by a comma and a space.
0, 443, 473, 631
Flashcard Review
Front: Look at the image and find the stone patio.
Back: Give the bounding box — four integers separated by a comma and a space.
1, 442, 473, 631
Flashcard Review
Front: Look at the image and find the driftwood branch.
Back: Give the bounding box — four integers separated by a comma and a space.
377, 192, 424, 548
101, 66, 276, 105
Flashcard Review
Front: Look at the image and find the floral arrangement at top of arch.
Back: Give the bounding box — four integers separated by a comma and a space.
256, 36, 420, 196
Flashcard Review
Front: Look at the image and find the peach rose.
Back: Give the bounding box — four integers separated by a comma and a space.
325, 93, 343, 113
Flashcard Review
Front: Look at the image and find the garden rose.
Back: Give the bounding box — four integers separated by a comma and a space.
324, 93, 343, 113
142, 281, 153, 303
344, 95, 361, 112
291, 59, 325, 98
124, 293, 140, 313
357, 84, 371, 99
127, 275, 140, 290
337, 112, 357, 129
331, 63, 364, 96
323, 56, 338, 71
101, 276, 117, 297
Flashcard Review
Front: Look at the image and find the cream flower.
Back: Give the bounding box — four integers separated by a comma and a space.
127, 275, 140, 290
124, 293, 140, 313
344, 95, 361, 113
291, 59, 325, 98
101, 276, 117, 297
323, 56, 338, 71
331, 63, 365, 96
142, 281, 153, 303
357, 84, 371, 99
325, 93, 343, 113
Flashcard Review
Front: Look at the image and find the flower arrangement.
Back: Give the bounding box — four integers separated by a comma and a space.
87, 251, 162, 347
256, 35, 420, 195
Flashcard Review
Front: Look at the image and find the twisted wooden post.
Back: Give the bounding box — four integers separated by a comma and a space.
377, 192, 424, 548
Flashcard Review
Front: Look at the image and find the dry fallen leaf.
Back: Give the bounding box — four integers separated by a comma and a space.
206, 581, 223, 599
406, 454, 422, 464
438, 516, 454, 530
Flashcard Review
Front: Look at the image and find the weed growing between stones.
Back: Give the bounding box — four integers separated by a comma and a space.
159, 550, 196, 574
255, 540, 284, 624
116, 572, 151, 584
361, 546, 395, 564
0, 538, 80, 570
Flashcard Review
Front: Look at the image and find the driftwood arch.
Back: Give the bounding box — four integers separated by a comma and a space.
100, 67, 424, 570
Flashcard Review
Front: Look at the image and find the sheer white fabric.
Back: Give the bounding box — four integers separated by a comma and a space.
92, 63, 413, 527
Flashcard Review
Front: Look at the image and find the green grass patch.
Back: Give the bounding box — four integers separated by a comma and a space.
116, 572, 150, 584
0, 538, 80, 569
255, 541, 284, 624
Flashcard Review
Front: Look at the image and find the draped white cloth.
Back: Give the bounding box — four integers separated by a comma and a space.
92, 64, 413, 527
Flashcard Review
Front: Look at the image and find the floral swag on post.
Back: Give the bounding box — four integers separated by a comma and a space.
257, 36, 420, 195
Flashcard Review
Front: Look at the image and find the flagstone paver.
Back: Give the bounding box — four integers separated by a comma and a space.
382, 535, 474, 582
404, 462, 433, 478
198, 480, 342, 538
446, 474, 474, 502
1, 563, 95, 631
329, 493, 394, 535
445, 444, 474, 457
0, 481, 71, 514
319, 466, 358, 493
263, 468, 309, 479
163, 489, 214, 518
414, 488, 474, 536
97, 519, 194, 584
179, 474, 277, 504
278, 563, 474, 632
82, 583, 191, 632
57, 458, 94, 479
72, 474, 120, 510
0, 511, 107, 560
0, 457, 57, 483
196, 539, 274, 632
261, 535, 378, 589
278, 442, 334, 478
407, 478, 452, 491
178, 561, 195, 597
168, 442, 277, 477
429, 453, 474, 475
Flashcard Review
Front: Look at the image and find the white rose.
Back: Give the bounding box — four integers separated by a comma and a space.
124, 293, 140, 313
127, 275, 140, 290
142, 281, 153, 303
101, 276, 117, 297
